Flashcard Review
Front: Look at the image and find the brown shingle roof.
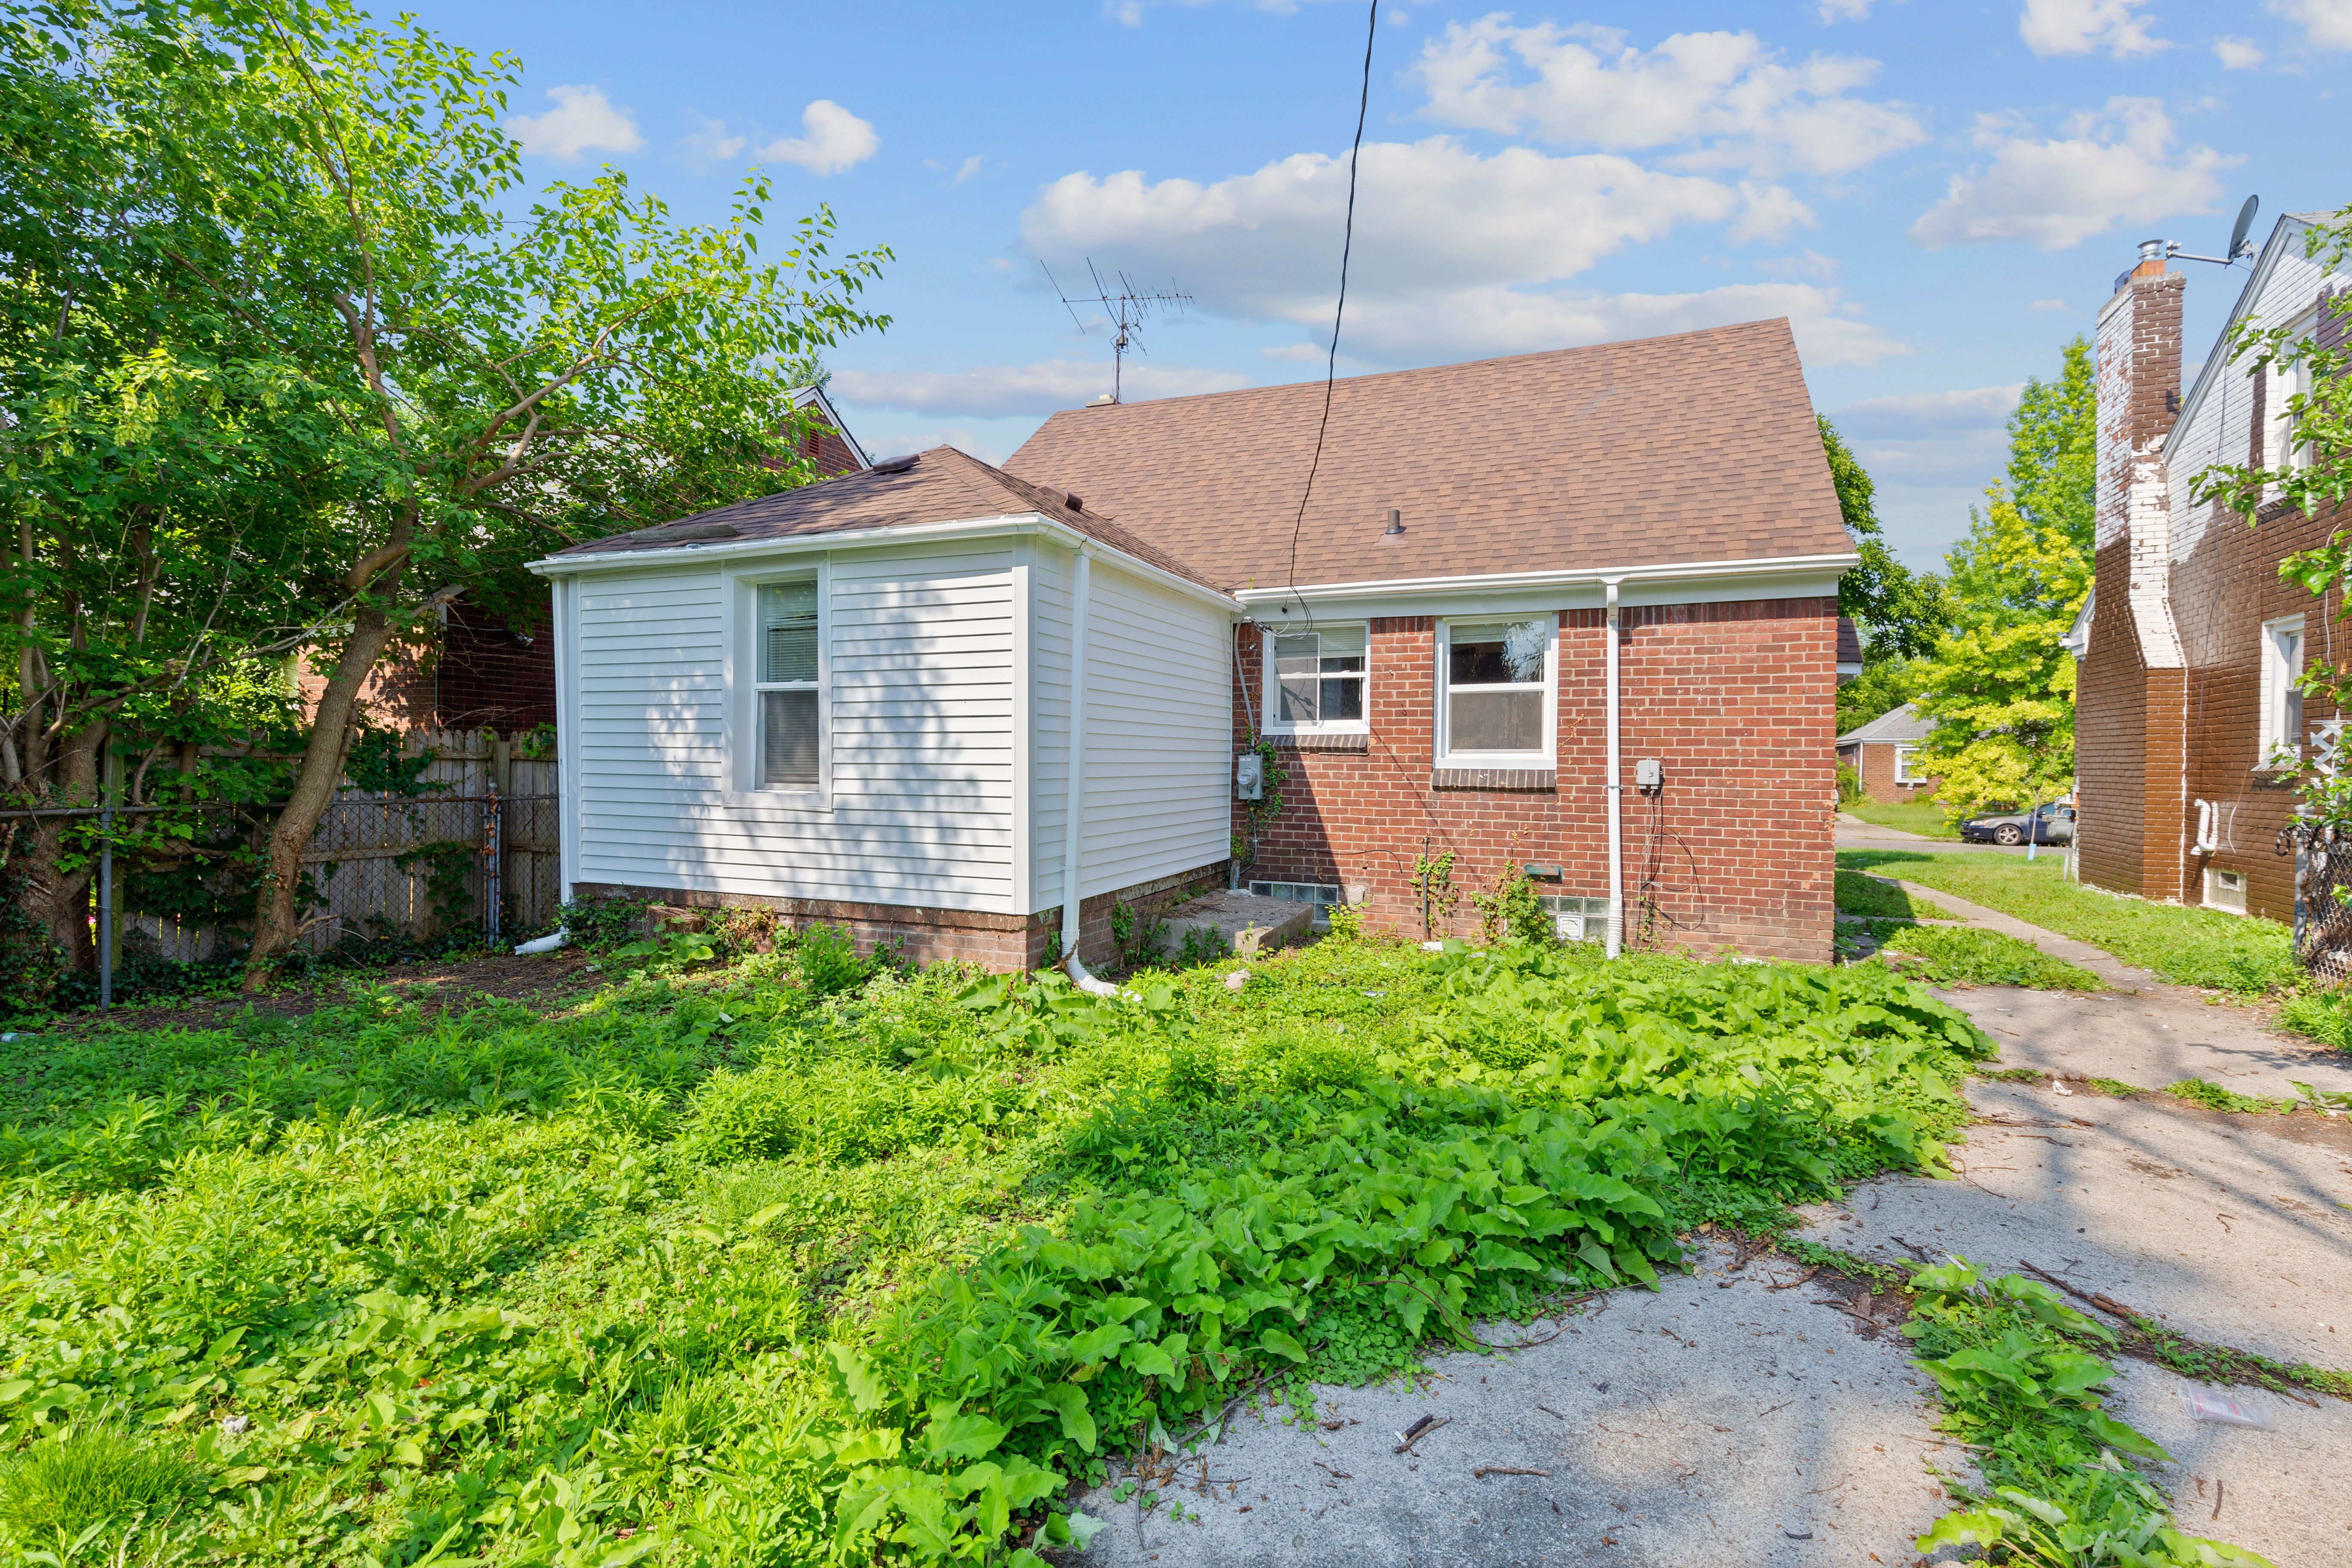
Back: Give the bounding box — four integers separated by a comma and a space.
548, 445, 1221, 591
1005, 319, 1851, 593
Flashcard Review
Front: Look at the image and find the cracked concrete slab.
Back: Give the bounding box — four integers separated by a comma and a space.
1064, 1244, 1963, 1567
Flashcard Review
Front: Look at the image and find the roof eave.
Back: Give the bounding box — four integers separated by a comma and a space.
1231, 550, 1860, 607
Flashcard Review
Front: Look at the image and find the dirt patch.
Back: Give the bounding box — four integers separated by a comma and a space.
50, 949, 603, 1036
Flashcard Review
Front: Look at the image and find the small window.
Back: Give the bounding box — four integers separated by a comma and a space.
2269, 311, 2316, 477
1440, 616, 1553, 762
757, 580, 821, 790
2203, 867, 2247, 915
1893, 745, 1922, 786
1265, 624, 1368, 731
2260, 614, 2305, 766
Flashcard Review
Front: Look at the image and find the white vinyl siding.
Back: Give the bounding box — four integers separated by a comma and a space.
572, 543, 1020, 912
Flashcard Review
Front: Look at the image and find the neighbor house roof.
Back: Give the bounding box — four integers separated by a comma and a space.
1837, 702, 1934, 746
544, 445, 1219, 590
1005, 319, 1852, 594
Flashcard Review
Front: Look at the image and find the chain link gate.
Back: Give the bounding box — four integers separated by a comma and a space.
2278, 817, 2352, 985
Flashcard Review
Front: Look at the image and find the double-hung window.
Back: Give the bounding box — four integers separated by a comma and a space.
2260, 614, 2305, 767
2270, 310, 2317, 480
1438, 616, 1554, 764
755, 579, 822, 791
1893, 745, 1922, 786
1265, 623, 1368, 733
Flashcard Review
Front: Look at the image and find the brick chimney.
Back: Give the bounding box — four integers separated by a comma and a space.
2077, 241, 2189, 902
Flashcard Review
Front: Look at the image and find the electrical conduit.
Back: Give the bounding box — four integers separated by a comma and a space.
1605, 579, 1624, 959
1059, 545, 1121, 997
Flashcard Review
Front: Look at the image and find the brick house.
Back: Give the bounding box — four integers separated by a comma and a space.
530, 320, 1856, 968
2075, 217, 2349, 922
305, 384, 869, 734
1838, 703, 1936, 803
1008, 320, 1854, 963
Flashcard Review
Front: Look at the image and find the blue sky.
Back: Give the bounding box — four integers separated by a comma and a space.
423, 0, 2348, 568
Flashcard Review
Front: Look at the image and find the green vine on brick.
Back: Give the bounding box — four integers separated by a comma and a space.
1412, 841, 1458, 941
1232, 732, 1288, 871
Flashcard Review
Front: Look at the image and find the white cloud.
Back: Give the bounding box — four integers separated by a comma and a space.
758, 101, 879, 177
1908, 98, 2237, 251
508, 86, 643, 160
2211, 36, 2266, 68
1756, 248, 1841, 281
680, 111, 748, 169
1320, 281, 1909, 367
829, 358, 1250, 418
1817, 0, 1876, 19
2271, 0, 2352, 49
2018, 0, 2167, 58
852, 427, 1009, 466
1023, 137, 1750, 325
2029, 297, 2078, 313
953, 155, 984, 184
1409, 20, 1926, 177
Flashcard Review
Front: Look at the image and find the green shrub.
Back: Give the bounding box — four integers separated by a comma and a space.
2279, 988, 2352, 1050
1877, 927, 2101, 990
794, 921, 868, 996
2164, 1077, 2295, 1115
0, 1429, 205, 1542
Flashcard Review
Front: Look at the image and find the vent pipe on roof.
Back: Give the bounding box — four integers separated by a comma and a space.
1384, 508, 1403, 536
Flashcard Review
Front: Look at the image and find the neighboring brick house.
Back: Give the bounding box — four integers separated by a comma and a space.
1838, 703, 1936, 803
2075, 217, 2349, 922
1008, 320, 1854, 962
304, 385, 869, 734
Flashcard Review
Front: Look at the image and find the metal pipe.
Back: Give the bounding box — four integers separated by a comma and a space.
1058, 545, 1110, 989
1604, 579, 1624, 958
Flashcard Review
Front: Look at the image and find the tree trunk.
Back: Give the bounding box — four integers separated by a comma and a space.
241, 603, 395, 988
25, 722, 103, 972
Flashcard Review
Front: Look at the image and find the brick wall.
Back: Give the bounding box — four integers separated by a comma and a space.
1848, 740, 1933, 804
2078, 539, 2153, 893
1236, 599, 1836, 963
436, 602, 558, 733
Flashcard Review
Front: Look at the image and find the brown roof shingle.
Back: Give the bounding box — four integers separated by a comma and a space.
548, 445, 1221, 591
1005, 319, 1851, 593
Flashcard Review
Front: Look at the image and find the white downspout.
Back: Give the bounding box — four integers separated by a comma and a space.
1059, 545, 1119, 996
1604, 578, 1624, 959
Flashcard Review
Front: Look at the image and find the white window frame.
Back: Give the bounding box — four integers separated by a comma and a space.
1435, 614, 1558, 769
1893, 744, 1922, 786
2202, 866, 2247, 916
2269, 308, 2317, 481
1260, 620, 1371, 736
2259, 613, 2305, 768
727, 562, 832, 805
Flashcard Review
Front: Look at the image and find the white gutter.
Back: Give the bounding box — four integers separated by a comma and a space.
1231, 551, 1860, 607
1604, 578, 1624, 960
1058, 545, 1120, 997
524, 512, 1240, 617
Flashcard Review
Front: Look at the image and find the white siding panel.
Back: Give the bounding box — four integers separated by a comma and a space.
1031, 550, 1073, 906
572, 544, 1021, 912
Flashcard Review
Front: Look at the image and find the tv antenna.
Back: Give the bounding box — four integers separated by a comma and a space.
2169, 194, 2261, 267
1039, 260, 1192, 405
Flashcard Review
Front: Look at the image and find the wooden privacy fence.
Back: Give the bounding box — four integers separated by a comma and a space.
126, 728, 562, 961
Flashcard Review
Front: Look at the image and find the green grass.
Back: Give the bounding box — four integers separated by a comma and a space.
2277, 988, 2352, 1051
1845, 799, 1961, 839
2163, 1077, 2297, 1115
1876, 927, 2102, 990
1835, 869, 1956, 921
0, 931, 1998, 1565
1839, 850, 2299, 996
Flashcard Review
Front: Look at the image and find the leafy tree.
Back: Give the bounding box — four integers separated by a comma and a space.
1824, 415, 1948, 659
1913, 339, 2096, 815
3, 0, 893, 985
1836, 658, 1926, 739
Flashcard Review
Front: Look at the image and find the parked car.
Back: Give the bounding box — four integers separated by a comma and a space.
1961, 802, 2075, 846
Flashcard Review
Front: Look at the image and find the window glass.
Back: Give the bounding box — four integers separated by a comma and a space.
757, 580, 821, 789
1445, 617, 1548, 756
1271, 624, 1367, 726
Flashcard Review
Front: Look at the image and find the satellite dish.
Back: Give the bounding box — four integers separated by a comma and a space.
2228, 195, 2259, 262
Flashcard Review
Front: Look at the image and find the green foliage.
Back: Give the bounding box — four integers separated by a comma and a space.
1835, 870, 1953, 921
1877, 927, 2102, 990
341, 728, 445, 799
1823, 416, 1949, 660
0, 1428, 207, 1544
1323, 900, 1365, 943
1905, 1257, 2267, 1566
1835, 760, 1863, 808
2279, 987, 2352, 1051
0, 936, 1996, 1564
1110, 900, 1169, 969
1469, 866, 1552, 948
796, 922, 870, 997
2163, 1078, 2295, 1116
1412, 846, 1458, 941
556, 894, 650, 950
1842, 851, 2300, 996
1913, 617, 2077, 819
1232, 735, 1288, 870
0, 829, 56, 1018
1835, 659, 1930, 742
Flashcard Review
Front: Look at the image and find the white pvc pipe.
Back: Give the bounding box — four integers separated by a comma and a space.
1057, 546, 1119, 996
1604, 579, 1624, 959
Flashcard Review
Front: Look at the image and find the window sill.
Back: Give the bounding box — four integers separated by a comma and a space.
1432, 766, 1555, 792
2249, 767, 2299, 789
1268, 731, 1370, 752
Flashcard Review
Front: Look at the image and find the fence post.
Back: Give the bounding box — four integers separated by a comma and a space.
98, 745, 117, 1011
484, 783, 502, 945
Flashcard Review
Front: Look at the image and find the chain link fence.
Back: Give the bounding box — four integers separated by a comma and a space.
2277, 818, 2352, 986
